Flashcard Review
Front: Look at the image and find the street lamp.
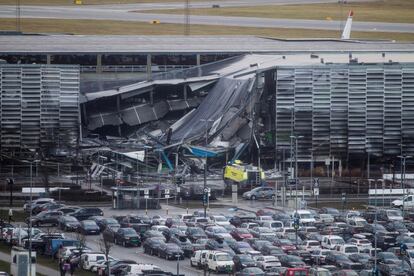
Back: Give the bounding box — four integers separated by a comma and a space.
397, 155, 412, 218
200, 119, 213, 218
176, 254, 181, 276
22, 153, 40, 276
290, 135, 303, 246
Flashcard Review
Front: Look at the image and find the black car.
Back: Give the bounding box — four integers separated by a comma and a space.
114, 227, 141, 247
229, 213, 256, 227
28, 211, 63, 227
70, 208, 103, 221
279, 255, 306, 268
78, 220, 100, 235
120, 215, 150, 228
229, 241, 253, 254
376, 231, 398, 250
385, 221, 409, 234
169, 234, 193, 257
141, 230, 166, 242
157, 243, 184, 260
58, 215, 80, 231
143, 237, 166, 256
325, 251, 363, 270
260, 245, 284, 257
233, 254, 257, 271
186, 227, 207, 242
291, 250, 313, 264
236, 267, 265, 276
251, 239, 272, 251
348, 253, 373, 269
162, 228, 185, 242
96, 217, 120, 231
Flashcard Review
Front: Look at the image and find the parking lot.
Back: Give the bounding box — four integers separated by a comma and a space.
3, 193, 414, 276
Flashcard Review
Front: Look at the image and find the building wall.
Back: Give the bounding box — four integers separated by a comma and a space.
274, 63, 414, 160
0, 65, 80, 153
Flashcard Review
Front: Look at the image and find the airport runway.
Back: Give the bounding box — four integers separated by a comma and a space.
0, 0, 413, 34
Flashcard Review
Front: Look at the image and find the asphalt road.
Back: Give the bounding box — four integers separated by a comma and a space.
1, 0, 413, 34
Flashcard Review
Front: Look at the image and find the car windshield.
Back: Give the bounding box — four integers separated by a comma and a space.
271, 222, 283, 228
331, 238, 344, 245
408, 251, 414, 258
238, 242, 250, 248
374, 224, 386, 231
239, 255, 253, 261
83, 221, 96, 226
189, 228, 204, 234
129, 217, 141, 223
299, 213, 312, 219
261, 216, 272, 221
196, 218, 208, 223
287, 255, 302, 262
345, 247, 358, 253
308, 241, 319, 246
214, 217, 227, 222
359, 240, 371, 244
106, 218, 118, 224
317, 272, 331, 276
387, 210, 402, 217
382, 252, 398, 260
216, 254, 231, 261
213, 228, 226, 233
123, 228, 136, 235
237, 229, 250, 234
65, 217, 77, 222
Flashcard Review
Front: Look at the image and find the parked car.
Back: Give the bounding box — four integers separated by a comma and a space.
233, 254, 257, 271
142, 237, 166, 256
114, 227, 141, 247
28, 211, 63, 227
242, 187, 275, 200
157, 243, 184, 260
70, 208, 103, 221
58, 215, 80, 231
78, 220, 100, 235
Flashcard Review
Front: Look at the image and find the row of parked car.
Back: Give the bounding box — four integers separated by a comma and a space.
12, 196, 414, 275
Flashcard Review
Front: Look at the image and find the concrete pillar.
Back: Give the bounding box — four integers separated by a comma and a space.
96, 54, 102, 73
196, 54, 201, 77
116, 96, 121, 136
183, 84, 188, 101
46, 54, 51, 64
146, 54, 152, 81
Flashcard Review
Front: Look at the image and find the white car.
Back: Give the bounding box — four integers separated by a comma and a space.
348, 237, 372, 253
404, 249, 414, 269
210, 215, 230, 226
321, 235, 345, 250
261, 221, 284, 232
334, 244, 359, 256
293, 210, 316, 225
123, 264, 161, 275
80, 252, 107, 270
254, 255, 281, 270
301, 240, 321, 251
151, 225, 169, 232
319, 214, 334, 223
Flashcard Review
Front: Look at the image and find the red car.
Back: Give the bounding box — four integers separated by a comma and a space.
274, 239, 296, 253
230, 228, 253, 241
283, 268, 308, 276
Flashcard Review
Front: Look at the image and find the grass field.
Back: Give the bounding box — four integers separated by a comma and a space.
0, 0, 217, 5
141, 0, 414, 23
1, 18, 414, 41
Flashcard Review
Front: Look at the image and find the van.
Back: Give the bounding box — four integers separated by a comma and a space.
190, 250, 210, 268
392, 195, 414, 209
205, 251, 234, 273
321, 235, 345, 250
80, 252, 107, 270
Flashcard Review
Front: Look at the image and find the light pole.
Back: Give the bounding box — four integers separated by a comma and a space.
290, 135, 303, 247
176, 254, 180, 276
397, 155, 412, 218
200, 119, 213, 218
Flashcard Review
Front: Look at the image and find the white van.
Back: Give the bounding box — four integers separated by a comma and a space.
392, 195, 414, 209
206, 251, 234, 273
321, 235, 345, 250
81, 252, 107, 270
190, 250, 210, 268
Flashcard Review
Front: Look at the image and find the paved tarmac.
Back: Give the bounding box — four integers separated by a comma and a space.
0, 0, 413, 34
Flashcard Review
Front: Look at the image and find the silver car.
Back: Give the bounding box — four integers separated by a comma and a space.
242, 187, 275, 200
